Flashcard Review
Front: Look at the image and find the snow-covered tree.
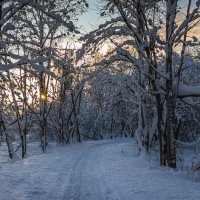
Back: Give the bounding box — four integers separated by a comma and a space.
77, 0, 200, 168
0, 0, 88, 156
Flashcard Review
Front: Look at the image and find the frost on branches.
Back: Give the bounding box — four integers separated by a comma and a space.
77, 0, 200, 168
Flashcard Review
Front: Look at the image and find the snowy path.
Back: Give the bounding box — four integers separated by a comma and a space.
0, 139, 200, 200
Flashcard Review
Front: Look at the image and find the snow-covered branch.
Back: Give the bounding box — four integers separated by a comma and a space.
177, 84, 200, 98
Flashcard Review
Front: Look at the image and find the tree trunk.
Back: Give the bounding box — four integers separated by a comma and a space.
0, 112, 17, 159
165, 95, 176, 168
164, 0, 178, 168
39, 72, 47, 152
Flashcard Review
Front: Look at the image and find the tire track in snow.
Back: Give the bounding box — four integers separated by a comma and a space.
62, 142, 113, 200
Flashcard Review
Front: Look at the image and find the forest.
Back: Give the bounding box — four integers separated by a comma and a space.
0, 1, 200, 199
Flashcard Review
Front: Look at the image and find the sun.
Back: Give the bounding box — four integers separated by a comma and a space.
99, 43, 109, 55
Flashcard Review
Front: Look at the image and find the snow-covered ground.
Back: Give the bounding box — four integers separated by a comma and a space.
0, 139, 200, 200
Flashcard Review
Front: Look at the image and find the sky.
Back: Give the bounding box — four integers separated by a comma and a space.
77, 0, 198, 33
77, 0, 105, 34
